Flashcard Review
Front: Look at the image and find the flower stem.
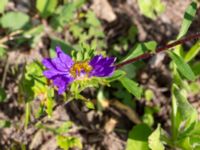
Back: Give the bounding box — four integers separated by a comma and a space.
115, 32, 200, 69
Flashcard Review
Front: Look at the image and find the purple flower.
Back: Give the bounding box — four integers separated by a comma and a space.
42, 46, 116, 94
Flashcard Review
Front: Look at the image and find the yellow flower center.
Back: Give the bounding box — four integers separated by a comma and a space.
70, 61, 92, 78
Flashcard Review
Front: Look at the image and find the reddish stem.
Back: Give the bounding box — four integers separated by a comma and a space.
115, 32, 200, 69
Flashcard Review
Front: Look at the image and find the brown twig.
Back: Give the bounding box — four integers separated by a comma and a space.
0, 30, 22, 44
115, 32, 200, 69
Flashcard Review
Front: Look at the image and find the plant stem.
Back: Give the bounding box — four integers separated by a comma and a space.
115, 32, 200, 69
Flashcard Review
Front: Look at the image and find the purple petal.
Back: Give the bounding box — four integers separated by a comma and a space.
89, 55, 116, 77
52, 75, 73, 95
42, 58, 67, 71
89, 55, 103, 66
90, 55, 116, 67
56, 46, 73, 68
91, 66, 115, 77
43, 69, 71, 79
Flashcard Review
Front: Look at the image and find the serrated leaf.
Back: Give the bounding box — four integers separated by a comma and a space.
0, 12, 29, 30
177, 2, 197, 39
36, 0, 58, 18
184, 41, 200, 62
169, 52, 196, 81
148, 125, 164, 150
126, 124, 152, 150
120, 77, 143, 99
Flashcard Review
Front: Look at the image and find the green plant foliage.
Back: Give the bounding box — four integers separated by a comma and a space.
0, 87, 6, 102
56, 135, 82, 150
56, 122, 73, 134
37, 121, 82, 149
138, 0, 165, 19
0, 0, 8, 13
0, 47, 6, 57
120, 77, 143, 99
192, 62, 200, 76
45, 88, 55, 117
126, 124, 152, 150
50, 2, 76, 29
36, 0, 58, 18
106, 70, 126, 82
170, 84, 199, 149
0, 1, 200, 149
172, 85, 198, 133
144, 89, 154, 101
148, 125, 164, 150
23, 25, 44, 48
177, 1, 197, 39
169, 52, 196, 81
0, 12, 29, 30
184, 41, 200, 62
122, 41, 157, 61
0, 120, 11, 128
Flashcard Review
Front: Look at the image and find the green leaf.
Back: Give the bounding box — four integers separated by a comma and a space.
148, 125, 164, 150
0, 87, 6, 102
177, 137, 193, 150
56, 122, 73, 135
192, 62, 200, 76
172, 84, 198, 136
56, 135, 82, 150
126, 124, 152, 150
145, 89, 154, 101
23, 25, 44, 38
45, 88, 54, 117
86, 10, 101, 27
169, 52, 196, 81
0, 47, 6, 57
85, 101, 95, 109
106, 70, 126, 82
138, 0, 165, 19
36, 0, 58, 18
0, 12, 29, 30
0, 120, 11, 128
69, 24, 83, 38
20, 61, 47, 103
51, 2, 76, 29
25, 102, 31, 127
184, 41, 200, 62
0, 0, 8, 13
122, 41, 157, 61
120, 77, 143, 99
177, 1, 197, 39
